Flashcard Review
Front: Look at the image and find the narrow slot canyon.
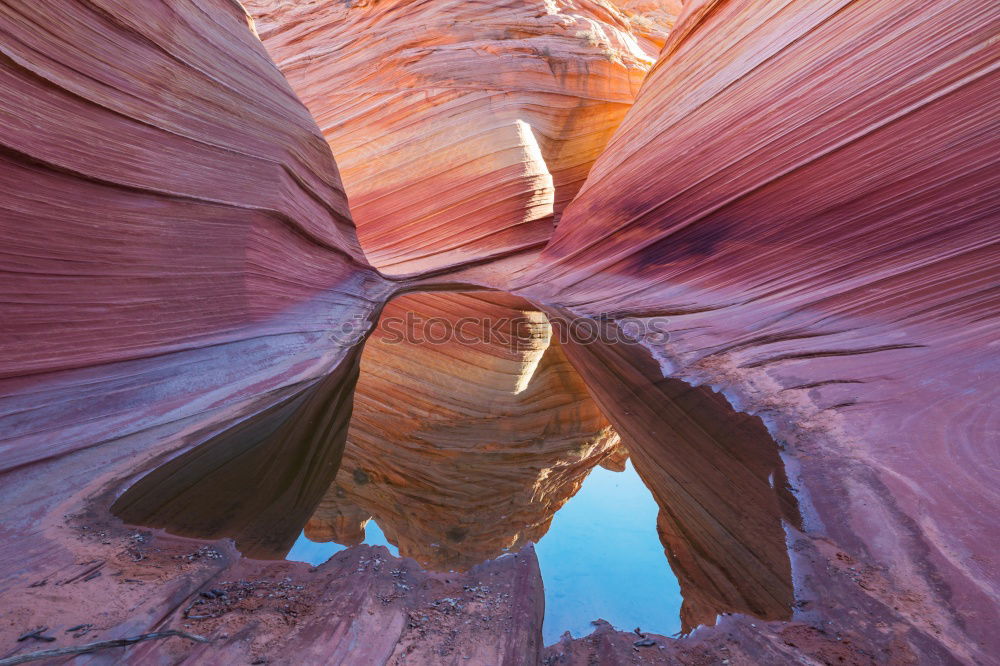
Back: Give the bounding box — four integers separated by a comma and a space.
0, 0, 997, 664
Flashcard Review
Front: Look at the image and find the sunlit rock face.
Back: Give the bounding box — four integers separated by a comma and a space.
520, 0, 1000, 660
306, 292, 623, 570
244, 0, 664, 275
1, 0, 998, 664
607, 0, 682, 51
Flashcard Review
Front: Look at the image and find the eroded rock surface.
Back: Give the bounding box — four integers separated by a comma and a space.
1, 0, 997, 664
244, 0, 666, 274
518, 0, 1000, 661
0, 0, 388, 474
0, 0, 387, 660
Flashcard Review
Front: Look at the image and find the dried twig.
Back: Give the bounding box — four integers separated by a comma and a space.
15, 628, 53, 643
0, 630, 211, 665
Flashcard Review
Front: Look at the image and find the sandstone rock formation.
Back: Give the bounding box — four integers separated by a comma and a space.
244, 0, 666, 274
303, 485, 372, 547
111, 346, 363, 559
305, 292, 623, 570
608, 0, 682, 52
552, 326, 801, 634
517, 0, 1000, 660
0, 0, 388, 474
1, 0, 998, 664
0, 0, 389, 658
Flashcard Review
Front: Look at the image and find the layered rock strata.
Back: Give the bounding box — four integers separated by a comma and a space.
518, 0, 1000, 660
244, 0, 666, 274
0, 0, 387, 474
0, 0, 997, 664
0, 1, 390, 659
552, 324, 800, 634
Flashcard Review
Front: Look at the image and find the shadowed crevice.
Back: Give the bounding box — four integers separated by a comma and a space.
550, 311, 801, 633
111, 345, 363, 559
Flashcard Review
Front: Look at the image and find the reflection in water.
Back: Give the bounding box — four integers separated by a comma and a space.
111, 346, 362, 559
112, 291, 801, 641
535, 461, 682, 644
288, 461, 684, 646
287, 520, 398, 564
645, 381, 802, 633
554, 315, 803, 633
305, 292, 623, 571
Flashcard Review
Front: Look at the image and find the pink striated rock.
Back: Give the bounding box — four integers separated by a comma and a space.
0, 0, 997, 663
0, 0, 386, 658
244, 0, 665, 275
0, 0, 389, 472
518, 0, 1000, 660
